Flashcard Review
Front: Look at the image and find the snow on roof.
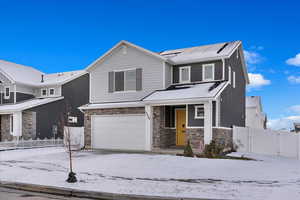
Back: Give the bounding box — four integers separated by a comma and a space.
39, 70, 86, 86
159, 41, 240, 64
0, 97, 64, 113
143, 82, 228, 103
79, 101, 145, 110
0, 60, 87, 86
0, 60, 44, 85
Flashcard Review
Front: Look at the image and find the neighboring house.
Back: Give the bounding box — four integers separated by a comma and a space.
246, 96, 267, 129
0, 60, 89, 141
79, 40, 249, 152
294, 123, 300, 133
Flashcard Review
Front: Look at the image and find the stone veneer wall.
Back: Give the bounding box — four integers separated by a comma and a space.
186, 128, 204, 152
152, 106, 176, 148
1, 115, 13, 141
22, 111, 36, 140
212, 127, 233, 150
83, 107, 145, 148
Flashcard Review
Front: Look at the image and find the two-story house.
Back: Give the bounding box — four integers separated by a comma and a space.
80, 40, 249, 152
246, 96, 267, 129
0, 60, 89, 141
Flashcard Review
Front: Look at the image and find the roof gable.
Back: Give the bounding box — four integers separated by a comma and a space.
85, 40, 169, 71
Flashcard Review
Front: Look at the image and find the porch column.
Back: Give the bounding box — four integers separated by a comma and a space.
204, 101, 213, 145
145, 105, 153, 151
12, 112, 22, 138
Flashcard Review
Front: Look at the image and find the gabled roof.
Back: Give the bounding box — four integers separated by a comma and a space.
85, 40, 170, 71
0, 60, 87, 87
143, 81, 228, 104
0, 97, 64, 113
0, 60, 44, 85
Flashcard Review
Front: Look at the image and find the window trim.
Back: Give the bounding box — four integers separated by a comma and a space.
4, 86, 10, 99
228, 66, 232, 85
202, 63, 215, 81
41, 88, 47, 97
113, 68, 137, 93
233, 71, 236, 88
194, 105, 205, 119
179, 66, 191, 83
49, 88, 55, 96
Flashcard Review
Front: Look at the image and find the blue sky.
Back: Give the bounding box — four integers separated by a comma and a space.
0, 0, 299, 129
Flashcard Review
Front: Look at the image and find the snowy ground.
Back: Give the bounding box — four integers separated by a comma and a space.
0, 147, 300, 200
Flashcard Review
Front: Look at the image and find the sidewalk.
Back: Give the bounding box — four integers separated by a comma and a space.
0, 181, 223, 200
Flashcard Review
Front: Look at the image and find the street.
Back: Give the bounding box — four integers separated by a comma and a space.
0, 187, 92, 200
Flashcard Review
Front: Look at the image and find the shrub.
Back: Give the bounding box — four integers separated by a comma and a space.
203, 140, 223, 158
183, 140, 194, 157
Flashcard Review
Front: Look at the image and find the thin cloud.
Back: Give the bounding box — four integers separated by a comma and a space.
244, 50, 263, 65
289, 105, 300, 114
286, 53, 300, 67
247, 73, 271, 90
268, 115, 300, 131
287, 75, 300, 84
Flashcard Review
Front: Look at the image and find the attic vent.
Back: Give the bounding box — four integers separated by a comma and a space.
208, 81, 222, 91
217, 43, 229, 54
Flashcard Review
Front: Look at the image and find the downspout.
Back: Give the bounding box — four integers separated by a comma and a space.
222, 58, 225, 81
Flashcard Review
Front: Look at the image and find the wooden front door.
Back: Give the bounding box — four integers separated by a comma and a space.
176, 109, 186, 146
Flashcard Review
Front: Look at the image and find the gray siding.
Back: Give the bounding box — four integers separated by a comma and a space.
172, 60, 223, 84
220, 47, 246, 127
187, 104, 204, 127
16, 92, 34, 102
89, 44, 165, 103
1, 92, 14, 104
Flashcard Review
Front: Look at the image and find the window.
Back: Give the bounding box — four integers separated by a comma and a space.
228, 66, 232, 84
49, 88, 55, 96
195, 105, 205, 119
41, 88, 47, 96
4, 87, 10, 99
202, 64, 215, 81
68, 116, 78, 123
114, 69, 136, 92
179, 66, 190, 83
233, 71, 236, 88
10, 115, 13, 133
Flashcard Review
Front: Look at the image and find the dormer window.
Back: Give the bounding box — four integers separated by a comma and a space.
202, 64, 215, 81
4, 86, 10, 99
49, 88, 55, 96
179, 66, 191, 83
41, 88, 47, 96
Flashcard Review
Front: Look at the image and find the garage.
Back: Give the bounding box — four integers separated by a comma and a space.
91, 114, 147, 151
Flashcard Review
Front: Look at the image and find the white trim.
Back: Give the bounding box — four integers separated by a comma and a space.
41, 88, 47, 97
213, 126, 232, 130
233, 71, 236, 88
216, 97, 220, 127
228, 66, 232, 85
222, 58, 225, 80
79, 101, 145, 110
145, 105, 153, 151
14, 84, 16, 103
179, 66, 191, 83
4, 86, 10, 99
171, 66, 173, 84
10, 114, 13, 134
194, 105, 205, 119
49, 88, 55, 96
89, 72, 92, 103
202, 63, 215, 81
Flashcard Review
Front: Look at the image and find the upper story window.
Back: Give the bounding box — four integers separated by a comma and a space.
202, 64, 215, 81
49, 88, 55, 96
195, 105, 205, 119
41, 88, 47, 96
179, 66, 191, 83
4, 86, 10, 99
109, 68, 142, 93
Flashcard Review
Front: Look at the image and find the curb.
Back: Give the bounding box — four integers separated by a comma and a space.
0, 180, 223, 200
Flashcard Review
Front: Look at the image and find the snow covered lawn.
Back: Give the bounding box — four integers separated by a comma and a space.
0, 147, 300, 200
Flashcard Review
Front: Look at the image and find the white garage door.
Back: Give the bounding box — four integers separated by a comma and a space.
91, 114, 147, 151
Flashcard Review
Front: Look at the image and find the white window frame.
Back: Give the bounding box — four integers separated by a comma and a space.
202, 64, 215, 81
179, 66, 191, 83
233, 71, 236, 88
4, 86, 10, 99
194, 105, 205, 119
41, 88, 47, 97
113, 68, 137, 93
228, 66, 232, 85
49, 88, 55, 96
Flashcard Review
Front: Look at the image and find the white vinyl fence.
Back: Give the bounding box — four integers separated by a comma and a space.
233, 126, 300, 160
0, 138, 63, 150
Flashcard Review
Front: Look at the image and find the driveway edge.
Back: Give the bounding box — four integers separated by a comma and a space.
0, 180, 222, 200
